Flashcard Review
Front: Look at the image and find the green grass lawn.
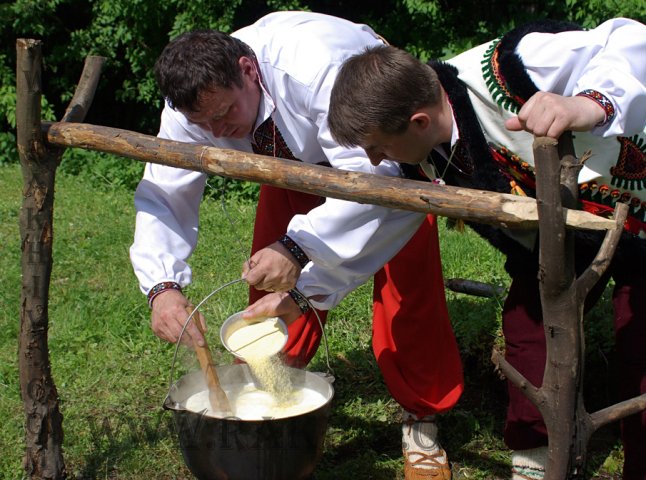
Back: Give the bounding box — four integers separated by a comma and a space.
0, 162, 623, 479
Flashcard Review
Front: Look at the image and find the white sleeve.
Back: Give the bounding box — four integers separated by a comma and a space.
293, 206, 425, 310
286, 64, 426, 307
129, 106, 208, 294
518, 17, 646, 137
288, 146, 425, 308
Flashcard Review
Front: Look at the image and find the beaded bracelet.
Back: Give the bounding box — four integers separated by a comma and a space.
147, 281, 182, 308
278, 234, 310, 268
576, 89, 615, 126
288, 289, 311, 314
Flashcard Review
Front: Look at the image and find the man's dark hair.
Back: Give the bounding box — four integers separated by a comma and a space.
329, 45, 442, 147
154, 30, 255, 112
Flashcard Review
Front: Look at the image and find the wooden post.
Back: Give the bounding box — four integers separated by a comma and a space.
534, 136, 580, 479
492, 136, 646, 479
16, 39, 105, 479
16, 38, 67, 480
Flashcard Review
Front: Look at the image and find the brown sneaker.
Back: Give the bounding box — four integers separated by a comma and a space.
402, 414, 451, 479
403, 447, 452, 479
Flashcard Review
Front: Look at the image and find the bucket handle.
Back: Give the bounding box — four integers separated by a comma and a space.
167, 279, 334, 399
289, 288, 334, 379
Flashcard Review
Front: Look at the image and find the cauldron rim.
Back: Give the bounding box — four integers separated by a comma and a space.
163, 363, 334, 421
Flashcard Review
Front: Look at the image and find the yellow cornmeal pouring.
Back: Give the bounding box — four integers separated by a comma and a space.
225, 317, 297, 411
248, 354, 295, 404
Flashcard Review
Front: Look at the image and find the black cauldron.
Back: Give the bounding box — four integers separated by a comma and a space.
164, 364, 334, 480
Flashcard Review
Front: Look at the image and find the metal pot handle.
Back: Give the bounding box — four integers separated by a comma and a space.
289, 288, 334, 382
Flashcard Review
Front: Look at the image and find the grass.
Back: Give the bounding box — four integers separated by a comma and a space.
0, 162, 623, 479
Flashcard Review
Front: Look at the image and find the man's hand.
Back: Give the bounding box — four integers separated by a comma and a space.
150, 289, 206, 346
242, 291, 303, 325
505, 91, 606, 139
242, 240, 302, 291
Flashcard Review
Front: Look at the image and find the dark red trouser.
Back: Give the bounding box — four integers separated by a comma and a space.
503, 269, 646, 479
250, 185, 463, 416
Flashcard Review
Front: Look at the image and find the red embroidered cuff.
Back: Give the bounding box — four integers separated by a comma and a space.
576, 89, 615, 126
147, 281, 182, 308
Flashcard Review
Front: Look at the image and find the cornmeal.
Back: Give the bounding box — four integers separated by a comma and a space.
225, 318, 294, 405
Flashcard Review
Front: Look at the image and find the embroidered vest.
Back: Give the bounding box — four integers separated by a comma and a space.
426, 21, 646, 238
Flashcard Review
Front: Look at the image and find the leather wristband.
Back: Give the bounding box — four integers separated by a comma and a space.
288, 289, 311, 314
278, 234, 310, 268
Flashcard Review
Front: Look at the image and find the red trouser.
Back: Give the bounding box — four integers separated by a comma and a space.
249, 185, 464, 416
503, 270, 646, 479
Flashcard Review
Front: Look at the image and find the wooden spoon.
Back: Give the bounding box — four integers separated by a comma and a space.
186, 306, 231, 414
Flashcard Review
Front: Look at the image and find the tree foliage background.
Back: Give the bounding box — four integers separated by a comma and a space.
2, 0, 644, 177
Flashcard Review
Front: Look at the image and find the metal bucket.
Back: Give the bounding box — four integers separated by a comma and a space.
163, 363, 334, 480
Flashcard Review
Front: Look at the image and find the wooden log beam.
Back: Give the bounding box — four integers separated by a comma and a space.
42, 122, 618, 232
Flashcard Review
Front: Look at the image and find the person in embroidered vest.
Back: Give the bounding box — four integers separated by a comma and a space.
326, 18, 646, 480
130, 11, 460, 479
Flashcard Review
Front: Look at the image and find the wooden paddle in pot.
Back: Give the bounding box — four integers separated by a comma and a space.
186, 306, 231, 414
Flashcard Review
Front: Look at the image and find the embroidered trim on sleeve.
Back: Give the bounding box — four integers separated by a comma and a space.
288, 289, 311, 314
278, 234, 310, 268
147, 281, 182, 308
576, 89, 615, 126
